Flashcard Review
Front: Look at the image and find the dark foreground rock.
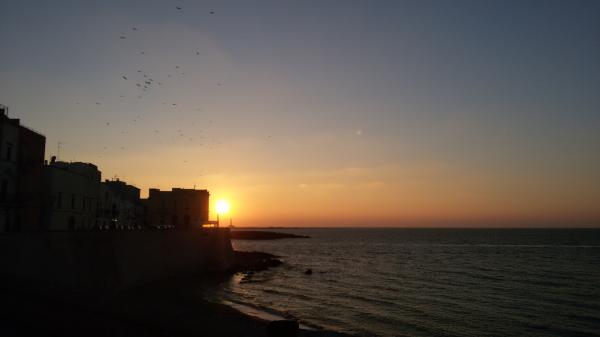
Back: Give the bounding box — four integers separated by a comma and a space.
234, 250, 283, 272
268, 320, 299, 337
231, 230, 309, 240
0, 276, 351, 337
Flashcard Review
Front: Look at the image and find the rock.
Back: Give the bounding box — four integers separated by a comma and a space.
234, 251, 283, 272
267, 320, 299, 337
304, 268, 312, 275
231, 231, 309, 240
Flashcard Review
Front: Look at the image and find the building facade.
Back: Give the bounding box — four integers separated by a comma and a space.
0, 105, 46, 232
42, 160, 101, 231
0, 106, 20, 232
17, 124, 46, 230
143, 188, 210, 229
98, 179, 142, 229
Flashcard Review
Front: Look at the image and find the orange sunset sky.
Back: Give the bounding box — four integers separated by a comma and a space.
1, 1, 599, 227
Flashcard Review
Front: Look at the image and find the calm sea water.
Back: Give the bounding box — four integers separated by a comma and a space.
213, 228, 600, 337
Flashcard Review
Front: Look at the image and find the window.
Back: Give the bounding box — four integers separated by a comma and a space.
5, 143, 12, 161
0, 179, 7, 201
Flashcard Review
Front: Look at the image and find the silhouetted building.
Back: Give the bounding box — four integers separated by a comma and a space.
17, 122, 46, 230
42, 161, 101, 231
142, 188, 209, 229
0, 105, 21, 232
0, 105, 46, 232
104, 179, 140, 205
99, 179, 142, 229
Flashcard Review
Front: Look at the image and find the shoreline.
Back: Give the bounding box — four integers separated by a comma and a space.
231, 230, 310, 240
0, 272, 351, 337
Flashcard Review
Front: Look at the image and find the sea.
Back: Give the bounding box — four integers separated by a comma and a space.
209, 228, 600, 337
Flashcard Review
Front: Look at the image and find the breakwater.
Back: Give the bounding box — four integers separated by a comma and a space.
0, 228, 234, 291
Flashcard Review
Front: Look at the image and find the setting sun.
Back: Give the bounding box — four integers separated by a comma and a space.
215, 200, 230, 214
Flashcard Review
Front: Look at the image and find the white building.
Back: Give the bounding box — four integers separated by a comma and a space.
98, 180, 141, 229
42, 160, 101, 231
105, 179, 141, 229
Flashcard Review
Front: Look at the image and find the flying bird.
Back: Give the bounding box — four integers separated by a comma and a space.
122, 75, 128, 80
120, 36, 126, 39
210, 10, 215, 14
176, 6, 182, 10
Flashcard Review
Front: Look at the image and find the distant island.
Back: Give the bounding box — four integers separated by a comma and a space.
230, 230, 309, 240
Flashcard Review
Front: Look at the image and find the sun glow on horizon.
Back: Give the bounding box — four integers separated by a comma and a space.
216, 200, 230, 215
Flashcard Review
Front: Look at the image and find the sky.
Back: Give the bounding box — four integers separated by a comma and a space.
1, 0, 599, 227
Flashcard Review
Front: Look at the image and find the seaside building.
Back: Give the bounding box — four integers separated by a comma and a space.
42, 161, 143, 231
142, 188, 210, 229
99, 179, 142, 229
16, 120, 46, 231
0, 105, 46, 232
42, 160, 101, 231
0, 105, 20, 232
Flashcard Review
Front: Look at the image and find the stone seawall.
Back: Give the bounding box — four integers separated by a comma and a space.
0, 228, 234, 291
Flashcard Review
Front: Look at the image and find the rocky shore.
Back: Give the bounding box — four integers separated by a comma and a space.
234, 250, 283, 271
0, 232, 346, 336
231, 230, 309, 240
0, 275, 350, 337
0, 249, 349, 337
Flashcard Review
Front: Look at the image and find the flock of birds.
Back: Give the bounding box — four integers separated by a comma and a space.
86, 5, 234, 165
